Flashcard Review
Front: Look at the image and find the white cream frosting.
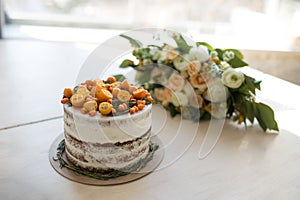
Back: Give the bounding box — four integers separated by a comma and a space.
64, 104, 152, 143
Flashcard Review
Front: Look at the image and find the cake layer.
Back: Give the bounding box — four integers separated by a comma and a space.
64, 104, 152, 144
64, 130, 150, 172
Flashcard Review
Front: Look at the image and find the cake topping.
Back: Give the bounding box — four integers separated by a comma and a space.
70, 93, 85, 107
117, 90, 131, 102
61, 77, 152, 116
99, 102, 113, 115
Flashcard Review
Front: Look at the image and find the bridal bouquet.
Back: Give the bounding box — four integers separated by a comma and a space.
118, 32, 278, 132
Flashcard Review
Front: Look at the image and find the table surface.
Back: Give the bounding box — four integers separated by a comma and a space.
1, 39, 300, 200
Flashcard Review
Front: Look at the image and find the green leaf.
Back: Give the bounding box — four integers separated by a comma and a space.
114, 74, 126, 82
172, 34, 192, 54
200, 110, 211, 120
168, 103, 179, 117
255, 102, 279, 131
241, 100, 255, 124
244, 75, 257, 95
196, 42, 214, 51
224, 49, 244, 59
120, 59, 135, 68
135, 71, 151, 84
253, 79, 262, 90
120, 34, 142, 48
215, 49, 224, 59
137, 48, 152, 59
226, 95, 235, 118
228, 56, 248, 68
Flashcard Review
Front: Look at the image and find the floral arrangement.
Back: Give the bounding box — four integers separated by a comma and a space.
117, 32, 278, 132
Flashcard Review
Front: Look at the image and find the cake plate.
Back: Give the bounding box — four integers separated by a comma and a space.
49, 133, 164, 186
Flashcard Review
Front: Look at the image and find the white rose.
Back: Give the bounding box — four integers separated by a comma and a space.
189, 45, 210, 62
173, 56, 188, 71
221, 68, 245, 89
157, 51, 168, 63
172, 91, 188, 107
210, 102, 227, 119
167, 73, 185, 91
204, 78, 229, 103
149, 47, 160, 60
149, 47, 167, 62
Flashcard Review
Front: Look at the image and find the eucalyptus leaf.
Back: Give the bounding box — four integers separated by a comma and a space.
114, 74, 126, 82
120, 34, 142, 48
172, 34, 192, 54
55, 139, 159, 180
120, 59, 135, 68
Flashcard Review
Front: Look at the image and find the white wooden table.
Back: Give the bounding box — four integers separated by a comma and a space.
1, 40, 300, 200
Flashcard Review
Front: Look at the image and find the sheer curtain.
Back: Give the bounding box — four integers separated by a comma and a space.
0, 0, 4, 38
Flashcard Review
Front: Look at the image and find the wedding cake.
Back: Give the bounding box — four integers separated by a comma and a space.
60, 77, 153, 173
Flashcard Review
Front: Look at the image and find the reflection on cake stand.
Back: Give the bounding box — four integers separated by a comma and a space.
49, 133, 164, 186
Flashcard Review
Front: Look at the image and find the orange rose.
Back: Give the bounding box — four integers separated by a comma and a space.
187, 61, 201, 76
189, 74, 207, 92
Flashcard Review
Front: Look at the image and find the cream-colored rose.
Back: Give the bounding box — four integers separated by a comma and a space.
162, 44, 175, 51
162, 100, 169, 107
164, 87, 173, 102
167, 73, 185, 91
172, 91, 188, 107
168, 50, 180, 60
187, 61, 201, 76
158, 51, 168, 63
189, 74, 207, 92
204, 78, 229, 103
189, 45, 210, 62
180, 70, 189, 79
149, 47, 160, 60
219, 61, 231, 70
173, 56, 188, 71
221, 68, 245, 89
154, 88, 165, 101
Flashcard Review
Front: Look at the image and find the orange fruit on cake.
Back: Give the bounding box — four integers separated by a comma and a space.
133, 88, 147, 99
117, 90, 131, 102
95, 87, 113, 102
70, 93, 85, 107
98, 102, 113, 115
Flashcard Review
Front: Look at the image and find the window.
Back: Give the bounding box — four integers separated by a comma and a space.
2, 0, 300, 51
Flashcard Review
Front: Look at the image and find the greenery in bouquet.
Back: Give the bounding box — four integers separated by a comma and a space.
118, 32, 278, 132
